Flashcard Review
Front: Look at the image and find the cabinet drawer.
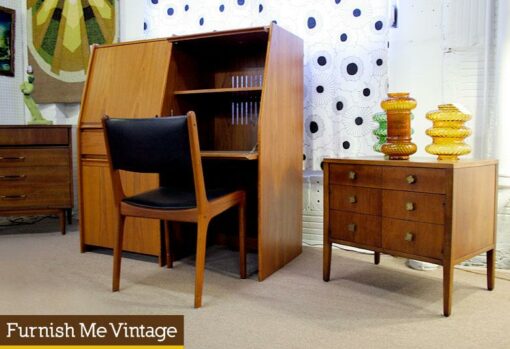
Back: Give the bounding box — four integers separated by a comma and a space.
382, 190, 445, 224
329, 211, 381, 247
0, 148, 69, 167
0, 167, 70, 185
0, 127, 69, 145
382, 218, 444, 260
329, 164, 382, 188
0, 184, 71, 208
382, 167, 446, 194
80, 130, 106, 156
330, 185, 381, 215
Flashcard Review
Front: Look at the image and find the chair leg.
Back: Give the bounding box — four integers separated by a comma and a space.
112, 215, 126, 292
164, 221, 173, 268
239, 197, 247, 279
194, 217, 210, 308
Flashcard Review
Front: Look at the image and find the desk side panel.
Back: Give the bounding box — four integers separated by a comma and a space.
258, 24, 303, 280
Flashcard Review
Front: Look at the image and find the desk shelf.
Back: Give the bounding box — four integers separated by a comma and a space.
174, 87, 262, 95
201, 150, 258, 160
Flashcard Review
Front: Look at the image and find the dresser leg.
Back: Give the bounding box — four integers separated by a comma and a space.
487, 249, 495, 291
443, 263, 454, 317
66, 209, 73, 225
374, 252, 380, 265
323, 241, 332, 281
58, 209, 66, 235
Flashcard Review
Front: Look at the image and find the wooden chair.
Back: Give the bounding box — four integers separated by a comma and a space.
101, 111, 246, 308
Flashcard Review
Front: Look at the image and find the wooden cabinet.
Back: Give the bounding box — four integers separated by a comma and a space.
323, 158, 498, 316
0, 125, 73, 234
78, 24, 303, 280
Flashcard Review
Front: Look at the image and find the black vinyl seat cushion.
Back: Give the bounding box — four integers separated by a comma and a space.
122, 187, 232, 210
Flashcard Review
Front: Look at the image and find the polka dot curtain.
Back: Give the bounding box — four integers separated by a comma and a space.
144, 0, 390, 170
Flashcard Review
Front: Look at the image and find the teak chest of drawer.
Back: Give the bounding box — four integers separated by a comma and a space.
0, 125, 73, 234
323, 158, 498, 316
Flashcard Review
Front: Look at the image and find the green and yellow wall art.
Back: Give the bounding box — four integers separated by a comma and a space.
0, 6, 15, 77
27, 0, 117, 103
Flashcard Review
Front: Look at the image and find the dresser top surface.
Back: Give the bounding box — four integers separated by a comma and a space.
323, 157, 498, 169
0, 125, 71, 129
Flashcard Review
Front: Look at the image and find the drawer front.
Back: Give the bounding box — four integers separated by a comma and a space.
382, 167, 446, 194
0, 184, 71, 208
382, 218, 444, 260
0, 166, 70, 185
382, 190, 445, 224
80, 130, 106, 156
0, 148, 69, 167
329, 164, 382, 188
329, 211, 381, 247
330, 185, 381, 215
0, 127, 69, 146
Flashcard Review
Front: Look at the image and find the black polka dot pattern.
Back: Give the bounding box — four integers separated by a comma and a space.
347, 63, 358, 75
363, 88, 370, 97
316, 86, 324, 93
307, 17, 316, 29
355, 117, 363, 125
310, 121, 319, 133
336, 101, 343, 111
317, 56, 327, 66
343, 141, 350, 149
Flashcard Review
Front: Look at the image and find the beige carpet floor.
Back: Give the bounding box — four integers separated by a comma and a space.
1, 219, 510, 349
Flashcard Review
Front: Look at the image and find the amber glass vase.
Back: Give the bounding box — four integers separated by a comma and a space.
380, 92, 417, 160
425, 104, 471, 160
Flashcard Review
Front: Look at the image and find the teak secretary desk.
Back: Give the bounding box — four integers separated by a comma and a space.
77, 24, 303, 280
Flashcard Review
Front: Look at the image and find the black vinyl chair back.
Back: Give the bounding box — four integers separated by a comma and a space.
102, 116, 194, 188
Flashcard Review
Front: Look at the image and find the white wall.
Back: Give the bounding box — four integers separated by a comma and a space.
388, 0, 443, 157
119, 0, 144, 41
0, 0, 25, 124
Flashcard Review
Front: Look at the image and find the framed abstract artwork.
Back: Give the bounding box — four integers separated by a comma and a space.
26, 0, 118, 103
0, 6, 15, 77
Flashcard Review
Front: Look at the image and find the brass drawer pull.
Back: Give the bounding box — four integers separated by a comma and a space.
406, 175, 416, 184
0, 156, 25, 162
0, 175, 26, 180
347, 223, 357, 232
348, 171, 357, 180
348, 195, 357, 204
404, 232, 414, 242
1, 195, 27, 200
405, 202, 415, 211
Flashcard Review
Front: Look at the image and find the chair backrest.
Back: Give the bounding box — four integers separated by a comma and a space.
102, 113, 201, 193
